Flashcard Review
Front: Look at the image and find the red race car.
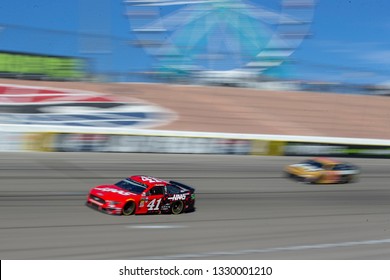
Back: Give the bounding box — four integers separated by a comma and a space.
86, 175, 195, 215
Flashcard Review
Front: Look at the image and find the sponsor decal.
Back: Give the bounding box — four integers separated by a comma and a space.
291, 163, 322, 172
95, 187, 134, 196
147, 198, 162, 211
161, 204, 170, 211
168, 194, 186, 201
140, 176, 167, 184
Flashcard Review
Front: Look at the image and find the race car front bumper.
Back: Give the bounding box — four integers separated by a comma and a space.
285, 172, 317, 183
85, 200, 122, 215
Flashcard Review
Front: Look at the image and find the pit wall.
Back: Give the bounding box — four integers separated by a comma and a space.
2, 129, 389, 158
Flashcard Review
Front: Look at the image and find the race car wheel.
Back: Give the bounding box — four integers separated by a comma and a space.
171, 201, 184, 215
303, 177, 317, 184
341, 175, 353, 184
122, 201, 136, 216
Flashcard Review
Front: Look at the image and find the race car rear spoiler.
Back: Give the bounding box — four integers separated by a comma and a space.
170, 180, 195, 192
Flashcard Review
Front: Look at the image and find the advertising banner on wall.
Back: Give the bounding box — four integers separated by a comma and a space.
32, 133, 253, 155
0, 131, 24, 151
22, 132, 390, 158
0, 51, 85, 80
251, 140, 285, 156
284, 142, 390, 158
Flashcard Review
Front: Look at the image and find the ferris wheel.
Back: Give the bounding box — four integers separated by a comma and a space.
124, 0, 314, 75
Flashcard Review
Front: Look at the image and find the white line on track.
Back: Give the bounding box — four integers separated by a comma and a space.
127, 224, 188, 229
145, 238, 390, 259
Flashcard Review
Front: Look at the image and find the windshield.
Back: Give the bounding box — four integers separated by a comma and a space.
115, 179, 146, 194
302, 160, 324, 169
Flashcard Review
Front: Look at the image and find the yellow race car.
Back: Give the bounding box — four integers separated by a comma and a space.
285, 157, 359, 184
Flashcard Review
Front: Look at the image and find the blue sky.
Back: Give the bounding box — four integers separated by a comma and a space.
291, 0, 390, 85
1, 0, 390, 85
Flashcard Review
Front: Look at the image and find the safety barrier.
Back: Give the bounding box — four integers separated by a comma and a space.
2, 126, 390, 157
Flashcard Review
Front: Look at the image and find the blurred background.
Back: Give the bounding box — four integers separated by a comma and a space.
1, 0, 390, 152
2, 0, 390, 262
0, 0, 390, 94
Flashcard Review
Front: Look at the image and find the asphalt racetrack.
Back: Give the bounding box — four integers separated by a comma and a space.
1, 152, 390, 259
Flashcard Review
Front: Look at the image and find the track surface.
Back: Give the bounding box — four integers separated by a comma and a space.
1, 153, 390, 259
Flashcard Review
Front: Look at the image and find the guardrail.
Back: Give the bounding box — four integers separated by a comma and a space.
1, 125, 390, 157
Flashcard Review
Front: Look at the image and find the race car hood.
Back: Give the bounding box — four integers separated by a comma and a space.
286, 163, 323, 175
90, 184, 138, 200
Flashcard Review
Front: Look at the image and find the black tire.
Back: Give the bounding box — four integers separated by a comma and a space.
341, 175, 353, 184
171, 200, 184, 215
303, 176, 317, 184
122, 201, 136, 216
